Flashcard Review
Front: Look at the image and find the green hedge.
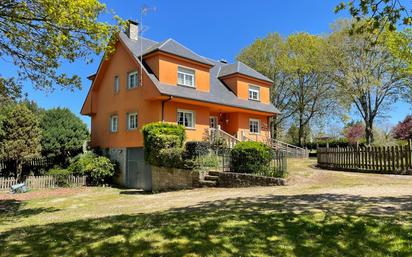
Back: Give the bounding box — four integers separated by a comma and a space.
230, 141, 272, 174
68, 152, 116, 185
141, 122, 186, 167
184, 141, 210, 159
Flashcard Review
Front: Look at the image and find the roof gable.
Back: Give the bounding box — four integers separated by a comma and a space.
143, 38, 214, 66
219, 61, 273, 83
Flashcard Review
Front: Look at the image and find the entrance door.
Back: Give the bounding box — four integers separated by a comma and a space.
126, 148, 152, 190
209, 116, 218, 129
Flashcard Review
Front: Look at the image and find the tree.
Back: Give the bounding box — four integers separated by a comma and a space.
328, 20, 412, 144
392, 115, 412, 140
335, 0, 412, 33
343, 121, 365, 145
0, 0, 122, 93
40, 108, 89, 160
238, 33, 339, 145
0, 103, 41, 178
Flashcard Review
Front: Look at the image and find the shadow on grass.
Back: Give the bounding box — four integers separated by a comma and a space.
0, 200, 59, 225
0, 194, 411, 257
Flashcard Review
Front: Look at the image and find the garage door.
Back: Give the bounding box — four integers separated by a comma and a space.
126, 148, 151, 190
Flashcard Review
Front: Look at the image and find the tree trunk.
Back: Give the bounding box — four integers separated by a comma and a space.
298, 120, 304, 147
365, 120, 374, 145
16, 160, 23, 182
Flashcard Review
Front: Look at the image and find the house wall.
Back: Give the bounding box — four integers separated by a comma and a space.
163, 101, 210, 142
89, 42, 162, 148
144, 52, 211, 92
221, 75, 271, 104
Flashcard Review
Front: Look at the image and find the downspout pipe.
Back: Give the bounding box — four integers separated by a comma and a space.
161, 96, 173, 122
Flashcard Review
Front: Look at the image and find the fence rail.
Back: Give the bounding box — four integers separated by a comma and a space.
0, 175, 86, 191
317, 145, 412, 174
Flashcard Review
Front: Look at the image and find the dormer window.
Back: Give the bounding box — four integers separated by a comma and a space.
177, 66, 195, 87
248, 85, 260, 101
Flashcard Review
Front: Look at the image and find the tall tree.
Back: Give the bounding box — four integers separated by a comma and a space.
40, 108, 89, 160
328, 21, 412, 144
281, 33, 338, 146
0, 103, 41, 178
238, 33, 339, 144
0, 0, 122, 93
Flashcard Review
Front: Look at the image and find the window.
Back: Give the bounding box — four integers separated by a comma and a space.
128, 71, 138, 89
177, 109, 195, 128
110, 115, 118, 132
127, 113, 138, 130
114, 76, 120, 93
249, 119, 260, 134
248, 85, 260, 101
177, 66, 195, 87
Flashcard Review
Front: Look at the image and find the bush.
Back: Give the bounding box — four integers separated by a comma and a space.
184, 141, 210, 159
157, 148, 185, 168
47, 167, 72, 187
68, 152, 115, 185
141, 122, 185, 165
230, 141, 272, 174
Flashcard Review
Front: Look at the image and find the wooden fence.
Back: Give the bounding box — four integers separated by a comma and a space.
317, 145, 412, 174
0, 175, 86, 191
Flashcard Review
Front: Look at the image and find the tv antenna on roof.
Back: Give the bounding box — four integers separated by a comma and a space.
139, 4, 156, 86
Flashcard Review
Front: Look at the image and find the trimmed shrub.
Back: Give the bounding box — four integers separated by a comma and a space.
158, 148, 185, 168
47, 168, 72, 187
68, 152, 115, 185
230, 141, 272, 174
184, 141, 210, 159
142, 122, 185, 165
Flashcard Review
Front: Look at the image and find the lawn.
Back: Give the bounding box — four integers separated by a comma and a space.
1, 159, 411, 257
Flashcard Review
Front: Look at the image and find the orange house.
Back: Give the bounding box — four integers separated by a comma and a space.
81, 21, 279, 188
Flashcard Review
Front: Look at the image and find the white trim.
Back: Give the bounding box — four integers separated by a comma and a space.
249, 118, 260, 134
127, 112, 138, 130
248, 85, 260, 101
177, 66, 195, 88
177, 109, 195, 129
127, 71, 139, 89
110, 115, 119, 132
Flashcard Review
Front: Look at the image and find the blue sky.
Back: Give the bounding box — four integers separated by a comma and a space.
2, 0, 410, 128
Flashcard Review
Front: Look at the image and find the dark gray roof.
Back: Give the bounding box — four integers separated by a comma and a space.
142, 38, 214, 66
219, 61, 273, 83
118, 32, 279, 114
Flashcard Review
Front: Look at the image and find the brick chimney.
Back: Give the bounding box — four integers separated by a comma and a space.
127, 20, 139, 40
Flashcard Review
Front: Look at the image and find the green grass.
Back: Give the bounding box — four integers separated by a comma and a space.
0, 159, 411, 256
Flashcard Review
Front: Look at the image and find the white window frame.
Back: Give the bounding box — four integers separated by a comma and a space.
110, 115, 118, 132
248, 85, 260, 101
127, 71, 139, 89
209, 116, 218, 129
114, 75, 120, 93
249, 119, 260, 134
177, 66, 195, 88
177, 109, 195, 129
127, 112, 138, 130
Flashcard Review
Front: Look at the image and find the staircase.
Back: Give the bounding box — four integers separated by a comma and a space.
209, 127, 308, 158
199, 171, 220, 187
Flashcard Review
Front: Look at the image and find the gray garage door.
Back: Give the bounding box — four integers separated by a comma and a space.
126, 148, 152, 190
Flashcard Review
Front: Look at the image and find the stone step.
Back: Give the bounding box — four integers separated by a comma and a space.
204, 175, 219, 181
199, 180, 217, 187
208, 171, 222, 176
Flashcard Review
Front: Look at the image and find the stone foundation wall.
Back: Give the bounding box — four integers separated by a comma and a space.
103, 148, 127, 186
151, 166, 200, 192
216, 172, 286, 187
